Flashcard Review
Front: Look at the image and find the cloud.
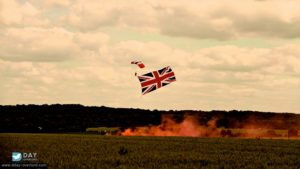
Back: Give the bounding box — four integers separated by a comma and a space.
29, 0, 71, 8
1, 0, 300, 112
56, 0, 300, 40
0, 27, 78, 62
3, 0, 300, 40
0, 0, 49, 27
1, 35, 300, 111
60, 0, 157, 32
73, 32, 110, 50
0, 27, 110, 62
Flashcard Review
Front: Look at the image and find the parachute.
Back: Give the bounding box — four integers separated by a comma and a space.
131, 61, 145, 68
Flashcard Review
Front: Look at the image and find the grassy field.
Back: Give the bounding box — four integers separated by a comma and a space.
0, 133, 299, 169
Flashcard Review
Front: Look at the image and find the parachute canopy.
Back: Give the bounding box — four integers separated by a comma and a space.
131, 61, 145, 68
137, 66, 176, 95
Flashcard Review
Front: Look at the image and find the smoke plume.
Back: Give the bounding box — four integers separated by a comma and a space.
120, 114, 300, 138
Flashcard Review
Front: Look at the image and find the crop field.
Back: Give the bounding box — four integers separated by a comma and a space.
0, 133, 299, 169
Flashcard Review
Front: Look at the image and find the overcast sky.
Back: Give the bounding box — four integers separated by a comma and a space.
1, 0, 300, 113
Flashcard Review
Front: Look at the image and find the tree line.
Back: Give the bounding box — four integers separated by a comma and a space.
0, 104, 299, 133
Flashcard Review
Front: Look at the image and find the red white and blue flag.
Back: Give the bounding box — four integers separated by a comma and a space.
137, 66, 176, 95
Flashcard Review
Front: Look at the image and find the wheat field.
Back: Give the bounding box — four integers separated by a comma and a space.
0, 133, 299, 169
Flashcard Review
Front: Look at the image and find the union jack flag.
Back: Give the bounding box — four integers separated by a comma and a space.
137, 66, 176, 95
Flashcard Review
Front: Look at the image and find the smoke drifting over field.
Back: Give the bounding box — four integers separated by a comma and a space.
122, 115, 220, 137
121, 114, 300, 138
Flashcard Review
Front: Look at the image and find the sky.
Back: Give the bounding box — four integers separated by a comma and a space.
0, 0, 300, 113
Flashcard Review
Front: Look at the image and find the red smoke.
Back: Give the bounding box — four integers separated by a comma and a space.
121, 115, 220, 137
120, 114, 299, 139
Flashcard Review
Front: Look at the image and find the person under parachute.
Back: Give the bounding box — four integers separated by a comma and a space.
131, 61, 145, 76
131, 60, 176, 95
